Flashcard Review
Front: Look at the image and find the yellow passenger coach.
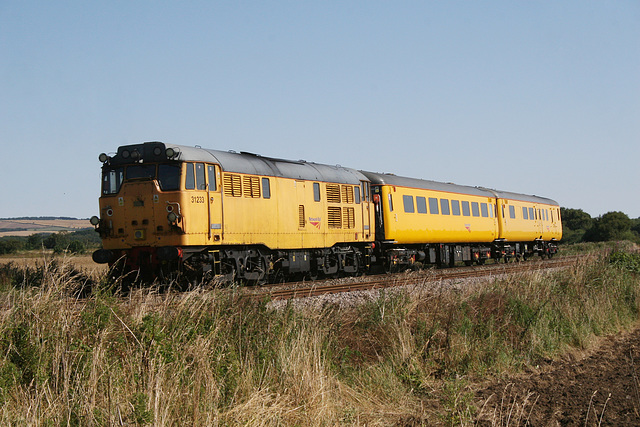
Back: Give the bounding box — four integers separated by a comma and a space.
361, 171, 561, 267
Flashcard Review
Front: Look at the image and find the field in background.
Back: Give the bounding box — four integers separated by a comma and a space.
0, 251, 106, 275
0, 218, 91, 237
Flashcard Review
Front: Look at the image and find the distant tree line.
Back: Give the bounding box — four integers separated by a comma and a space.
561, 208, 640, 244
0, 229, 101, 255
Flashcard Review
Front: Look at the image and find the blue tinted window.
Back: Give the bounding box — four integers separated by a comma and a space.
429, 197, 439, 214
451, 200, 461, 216
481, 203, 488, 217
440, 199, 450, 215
472, 202, 480, 217
403, 195, 415, 213
416, 197, 427, 214
462, 201, 470, 216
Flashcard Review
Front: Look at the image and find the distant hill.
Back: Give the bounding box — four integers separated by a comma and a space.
0, 218, 92, 237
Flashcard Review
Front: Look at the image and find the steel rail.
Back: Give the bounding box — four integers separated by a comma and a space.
243, 256, 586, 302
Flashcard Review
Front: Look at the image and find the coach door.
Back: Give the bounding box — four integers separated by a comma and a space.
360, 181, 372, 240
207, 164, 223, 242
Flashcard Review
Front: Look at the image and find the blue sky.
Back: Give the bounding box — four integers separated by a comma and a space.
1, 1, 638, 219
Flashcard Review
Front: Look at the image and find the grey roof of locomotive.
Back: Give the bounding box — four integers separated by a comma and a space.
361, 171, 559, 206
112, 142, 367, 185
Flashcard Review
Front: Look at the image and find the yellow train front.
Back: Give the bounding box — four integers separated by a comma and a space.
91, 141, 375, 282
360, 172, 562, 267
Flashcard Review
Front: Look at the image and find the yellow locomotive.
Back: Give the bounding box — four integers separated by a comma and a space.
91, 141, 375, 282
91, 141, 561, 282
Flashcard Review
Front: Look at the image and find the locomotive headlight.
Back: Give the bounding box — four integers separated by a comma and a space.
130, 150, 140, 160
98, 153, 109, 163
121, 150, 130, 159
90, 216, 100, 226
153, 146, 163, 156
167, 211, 180, 223
166, 147, 176, 158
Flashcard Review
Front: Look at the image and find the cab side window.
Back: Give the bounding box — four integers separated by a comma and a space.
207, 165, 217, 191
185, 163, 196, 190
196, 163, 206, 190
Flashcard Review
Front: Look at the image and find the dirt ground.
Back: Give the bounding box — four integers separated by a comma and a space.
475, 324, 640, 426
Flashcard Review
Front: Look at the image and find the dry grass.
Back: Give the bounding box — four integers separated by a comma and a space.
0, 250, 638, 425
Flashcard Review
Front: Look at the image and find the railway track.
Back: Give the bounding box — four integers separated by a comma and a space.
243, 256, 584, 302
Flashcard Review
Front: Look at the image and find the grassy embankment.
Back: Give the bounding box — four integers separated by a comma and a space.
0, 242, 638, 425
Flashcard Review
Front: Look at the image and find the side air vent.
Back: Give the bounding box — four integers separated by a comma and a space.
243, 176, 261, 198
223, 174, 242, 197
328, 206, 342, 228
343, 207, 355, 229
326, 184, 341, 203
341, 185, 354, 204
298, 205, 306, 228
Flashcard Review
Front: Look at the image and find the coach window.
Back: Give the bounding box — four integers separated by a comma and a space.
481, 203, 489, 217
529, 207, 535, 220
355, 186, 361, 204
416, 196, 427, 214
206, 165, 217, 191
403, 195, 415, 213
388, 194, 394, 212
522, 207, 529, 220
451, 200, 461, 216
471, 202, 480, 217
440, 199, 450, 215
262, 178, 271, 199
429, 197, 439, 215
509, 205, 516, 219
462, 201, 470, 216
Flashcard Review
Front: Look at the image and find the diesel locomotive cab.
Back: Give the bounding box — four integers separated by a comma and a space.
91, 142, 187, 277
